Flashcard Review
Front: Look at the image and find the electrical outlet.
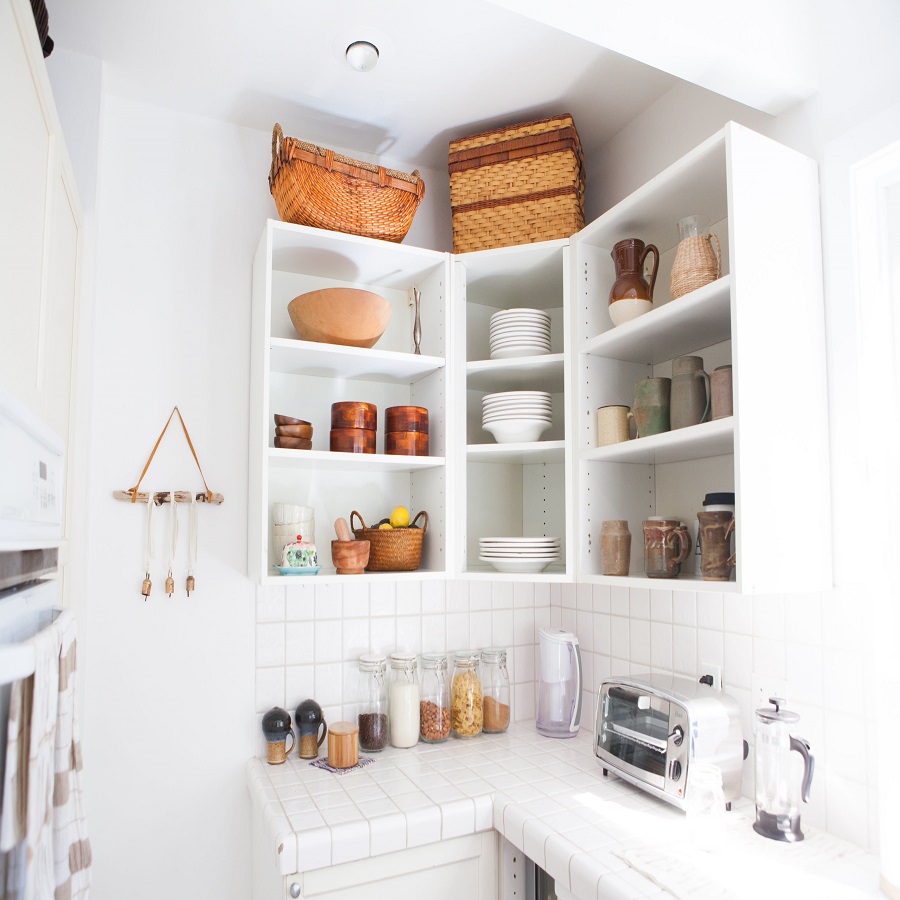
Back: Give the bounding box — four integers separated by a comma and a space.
700, 663, 722, 690
752, 674, 788, 712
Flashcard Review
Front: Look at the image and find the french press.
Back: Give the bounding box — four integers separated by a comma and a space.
753, 697, 814, 842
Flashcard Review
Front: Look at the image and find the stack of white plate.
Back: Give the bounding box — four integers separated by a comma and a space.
489, 308, 551, 359
479, 536, 561, 574
482, 390, 552, 443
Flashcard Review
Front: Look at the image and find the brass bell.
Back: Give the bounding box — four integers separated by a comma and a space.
186, 574, 195, 597
165, 569, 174, 597
141, 572, 152, 600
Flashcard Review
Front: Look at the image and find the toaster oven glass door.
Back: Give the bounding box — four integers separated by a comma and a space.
602, 685, 670, 782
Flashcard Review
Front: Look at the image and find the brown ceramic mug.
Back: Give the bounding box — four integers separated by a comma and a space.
642, 518, 692, 578
698, 511, 736, 581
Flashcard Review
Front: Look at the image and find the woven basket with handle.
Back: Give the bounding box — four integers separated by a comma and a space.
448, 114, 585, 253
269, 124, 425, 243
350, 510, 427, 571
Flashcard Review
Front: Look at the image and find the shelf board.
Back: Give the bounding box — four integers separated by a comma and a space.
262, 568, 447, 586
269, 337, 444, 383
581, 572, 741, 593
466, 354, 565, 392
582, 275, 732, 364
466, 440, 566, 464
268, 448, 445, 472
462, 565, 571, 582
580, 417, 733, 465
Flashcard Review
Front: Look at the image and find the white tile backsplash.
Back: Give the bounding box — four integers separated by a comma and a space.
255, 576, 876, 852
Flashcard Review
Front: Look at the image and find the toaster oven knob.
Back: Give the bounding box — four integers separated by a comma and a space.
669, 725, 684, 746
668, 759, 682, 782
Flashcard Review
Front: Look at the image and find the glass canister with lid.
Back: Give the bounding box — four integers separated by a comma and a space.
480, 647, 511, 733
419, 653, 451, 743
357, 654, 389, 752
451, 650, 483, 738
389, 653, 420, 748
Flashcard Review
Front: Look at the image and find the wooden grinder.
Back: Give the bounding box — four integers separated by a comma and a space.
327, 721, 359, 769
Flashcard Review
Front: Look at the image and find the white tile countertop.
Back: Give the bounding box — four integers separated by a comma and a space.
246, 723, 884, 899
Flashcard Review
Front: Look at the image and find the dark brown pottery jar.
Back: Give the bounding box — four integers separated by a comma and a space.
608, 238, 659, 327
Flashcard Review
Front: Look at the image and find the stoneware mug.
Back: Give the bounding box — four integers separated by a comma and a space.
630, 377, 671, 438
711, 365, 734, 419
642, 517, 692, 578
698, 510, 736, 581
295, 698, 328, 760
261, 706, 295, 765
596, 405, 632, 447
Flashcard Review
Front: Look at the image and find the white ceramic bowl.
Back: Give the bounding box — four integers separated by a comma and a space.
482, 418, 551, 443
479, 557, 555, 574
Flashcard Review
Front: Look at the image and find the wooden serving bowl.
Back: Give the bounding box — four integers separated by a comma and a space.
274, 414, 311, 426
331, 539, 370, 575
274, 436, 313, 450
330, 428, 376, 453
385, 431, 429, 456
288, 288, 392, 349
331, 401, 377, 431
275, 423, 314, 439
385, 406, 429, 433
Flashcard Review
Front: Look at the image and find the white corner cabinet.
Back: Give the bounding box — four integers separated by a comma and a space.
249, 122, 830, 593
452, 240, 574, 581
571, 121, 831, 594
248, 221, 452, 583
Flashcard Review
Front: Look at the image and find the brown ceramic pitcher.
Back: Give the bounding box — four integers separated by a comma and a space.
608, 238, 659, 326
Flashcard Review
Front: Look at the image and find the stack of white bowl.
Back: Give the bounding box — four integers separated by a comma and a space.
482, 391, 552, 444
479, 536, 561, 573
489, 308, 551, 359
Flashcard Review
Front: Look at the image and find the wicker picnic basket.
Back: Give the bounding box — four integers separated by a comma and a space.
448, 114, 585, 253
269, 124, 426, 243
350, 510, 428, 571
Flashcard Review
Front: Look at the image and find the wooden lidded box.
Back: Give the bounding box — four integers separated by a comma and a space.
448, 114, 586, 253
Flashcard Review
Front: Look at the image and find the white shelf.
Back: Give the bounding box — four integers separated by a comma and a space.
267, 448, 444, 472
462, 566, 571, 582
582, 275, 732, 365
581, 573, 741, 593
466, 354, 565, 392
262, 568, 446, 586
270, 338, 444, 383
466, 441, 566, 464
581, 417, 734, 465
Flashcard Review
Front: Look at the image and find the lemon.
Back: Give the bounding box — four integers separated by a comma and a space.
378, 522, 394, 530
389, 506, 410, 528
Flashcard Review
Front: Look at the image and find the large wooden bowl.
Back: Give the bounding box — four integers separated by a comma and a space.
288, 288, 392, 349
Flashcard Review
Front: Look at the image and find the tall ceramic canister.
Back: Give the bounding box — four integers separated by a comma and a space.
670, 355, 710, 429
669, 215, 721, 299
608, 238, 659, 326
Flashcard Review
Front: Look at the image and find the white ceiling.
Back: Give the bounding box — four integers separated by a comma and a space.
48, 0, 681, 170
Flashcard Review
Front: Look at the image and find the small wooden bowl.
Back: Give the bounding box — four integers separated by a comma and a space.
331, 539, 370, 575
385, 432, 429, 456
275, 436, 313, 450
331, 402, 377, 431
275, 423, 314, 439
385, 406, 429, 434
274, 414, 311, 426
327, 721, 359, 769
330, 428, 376, 453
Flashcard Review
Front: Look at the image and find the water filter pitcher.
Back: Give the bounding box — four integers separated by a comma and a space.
536, 628, 582, 738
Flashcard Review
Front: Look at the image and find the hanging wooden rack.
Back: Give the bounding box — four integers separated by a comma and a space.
113, 406, 224, 506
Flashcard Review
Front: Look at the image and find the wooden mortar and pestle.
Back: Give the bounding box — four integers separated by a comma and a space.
332, 517, 370, 574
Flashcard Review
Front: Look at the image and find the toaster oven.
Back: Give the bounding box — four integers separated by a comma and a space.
595, 674, 746, 810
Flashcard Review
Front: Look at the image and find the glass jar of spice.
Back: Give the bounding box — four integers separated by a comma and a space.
480, 647, 510, 733
357, 654, 388, 752
389, 653, 419, 748
451, 650, 483, 738
419, 653, 450, 743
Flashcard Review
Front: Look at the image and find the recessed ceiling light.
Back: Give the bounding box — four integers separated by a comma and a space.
345, 40, 379, 72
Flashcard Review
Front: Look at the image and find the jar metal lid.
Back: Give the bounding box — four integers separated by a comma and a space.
453, 649, 480, 665
359, 654, 387, 672
481, 647, 507, 664
389, 652, 418, 670
421, 653, 448, 670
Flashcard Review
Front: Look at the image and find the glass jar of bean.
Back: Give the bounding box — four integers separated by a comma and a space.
450, 650, 483, 738
419, 653, 450, 743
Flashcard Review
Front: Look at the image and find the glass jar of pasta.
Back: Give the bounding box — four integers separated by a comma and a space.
450, 650, 483, 738
419, 653, 451, 743
480, 647, 510, 733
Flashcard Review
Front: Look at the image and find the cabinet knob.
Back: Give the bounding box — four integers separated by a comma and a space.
289, 883, 301, 898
